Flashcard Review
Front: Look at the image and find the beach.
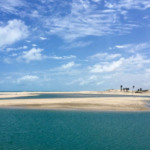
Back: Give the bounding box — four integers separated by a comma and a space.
0, 91, 150, 111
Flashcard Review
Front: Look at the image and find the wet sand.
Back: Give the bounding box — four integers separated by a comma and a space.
0, 92, 150, 111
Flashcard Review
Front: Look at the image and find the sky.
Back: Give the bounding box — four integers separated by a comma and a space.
0, 0, 150, 91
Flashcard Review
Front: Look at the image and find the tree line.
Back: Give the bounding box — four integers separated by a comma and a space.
120, 85, 143, 92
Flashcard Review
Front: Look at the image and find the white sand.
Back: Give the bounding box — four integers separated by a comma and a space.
0, 91, 150, 111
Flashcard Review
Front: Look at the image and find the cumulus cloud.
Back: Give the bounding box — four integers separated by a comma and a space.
16, 47, 76, 63
89, 53, 150, 73
90, 58, 123, 73
125, 54, 150, 68
0, 20, 29, 48
61, 61, 75, 69
17, 48, 43, 63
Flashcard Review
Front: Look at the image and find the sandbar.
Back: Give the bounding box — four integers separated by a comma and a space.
0, 91, 150, 111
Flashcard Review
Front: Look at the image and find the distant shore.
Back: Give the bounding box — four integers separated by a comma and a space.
0, 91, 150, 111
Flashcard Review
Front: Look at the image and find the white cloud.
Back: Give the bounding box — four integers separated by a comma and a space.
90, 53, 121, 60
46, 0, 136, 41
0, 0, 149, 43
105, 0, 150, 10
11, 53, 18, 57
90, 58, 123, 73
40, 37, 47, 40
63, 41, 92, 49
96, 81, 104, 85
32, 44, 37, 47
17, 48, 43, 63
26, 40, 31, 43
115, 44, 131, 49
89, 53, 150, 74
17, 75, 39, 83
92, 0, 101, 3
0, 0, 148, 43
125, 54, 150, 68
64, 53, 150, 87
16, 47, 75, 63
48, 55, 76, 60
31, 10, 40, 18
0, 20, 29, 48
9, 48, 76, 63
61, 61, 75, 69
78, 75, 100, 85
0, 0, 25, 14
68, 75, 104, 86
146, 69, 150, 73
115, 43, 150, 53
6, 46, 28, 52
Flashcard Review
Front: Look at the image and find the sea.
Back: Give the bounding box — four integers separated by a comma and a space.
0, 109, 150, 150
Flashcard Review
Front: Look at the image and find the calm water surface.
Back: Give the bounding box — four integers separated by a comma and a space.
0, 109, 150, 150
1, 93, 150, 100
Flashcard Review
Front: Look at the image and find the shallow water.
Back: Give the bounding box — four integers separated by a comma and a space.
0, 109, 150, 150
1, 93, 150, 100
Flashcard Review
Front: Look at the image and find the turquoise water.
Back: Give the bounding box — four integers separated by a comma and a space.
1, 93, 150, 100
0, 109, 150, 150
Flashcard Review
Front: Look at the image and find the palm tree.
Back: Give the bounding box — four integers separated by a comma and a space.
132, 85, 135, 92
120, 85, 123, 91
126, 88, 129, 92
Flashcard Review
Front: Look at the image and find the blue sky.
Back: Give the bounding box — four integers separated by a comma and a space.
0, 0, 150, 91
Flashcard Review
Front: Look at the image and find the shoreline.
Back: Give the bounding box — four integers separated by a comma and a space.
0, 95, 150, 111
0, 91, 150, 111
0, 91, 150, 99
